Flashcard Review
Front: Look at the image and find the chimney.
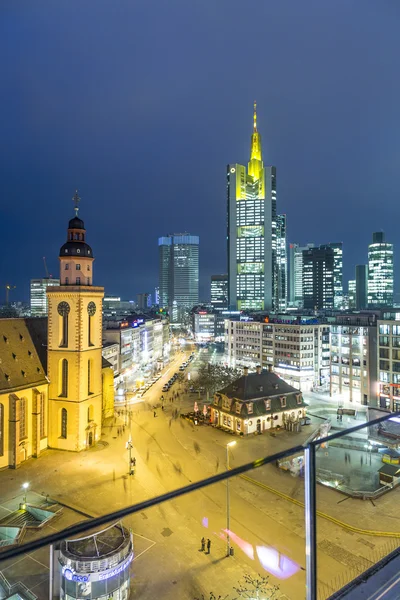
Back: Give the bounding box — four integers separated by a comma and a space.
256, 365, 262, 375
243, 366, 249, 376
268, 364, 273, 373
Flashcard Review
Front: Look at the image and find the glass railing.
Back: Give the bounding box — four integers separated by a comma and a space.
1, 411, 400, 600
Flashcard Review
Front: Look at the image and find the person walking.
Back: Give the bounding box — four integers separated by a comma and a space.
154, 410, 157, 418
207, 538, 211, 554
201, 537, 205, 552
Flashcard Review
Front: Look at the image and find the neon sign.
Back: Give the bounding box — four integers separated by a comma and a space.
98, 553, 133, 581
62, 567, 89, 583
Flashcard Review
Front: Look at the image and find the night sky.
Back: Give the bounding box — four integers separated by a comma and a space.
1, 1, 400, 304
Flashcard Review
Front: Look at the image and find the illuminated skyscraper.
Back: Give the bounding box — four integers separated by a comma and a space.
355, 264, 367, 310
30, 278, 60, 316
158, 234, 199, 321
348, 280, 356, 309
288, 243, 314, 307
275, 214, 287, 311
368, 232, 393, 307
303, 246, 334, 310
227, 104, 278, 311
328, 242, 343, 309
211, 274, 228, 311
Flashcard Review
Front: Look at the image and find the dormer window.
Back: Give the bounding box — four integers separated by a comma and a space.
232, 385, 238, 392
88, 250, 91, 255
280, 396, 287, 408
76, 249, 81, 254
264, 399, 271, 410
235, 401, 241, 414
257, 385, 263, 392
21, 370, 26, 378
65, 249, 68, 253
247, 402, 253, 414
19, 334, 24, 341
296, 394, 303, 405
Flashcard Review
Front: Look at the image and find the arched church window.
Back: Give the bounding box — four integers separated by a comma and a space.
58, 302, 70, 347
87, 302, 96, 347
61, 408, 67, 439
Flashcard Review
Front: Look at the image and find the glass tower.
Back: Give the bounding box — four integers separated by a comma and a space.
368, 232, 394, 307
328, 242, 343, 309
302, 246, 334, 310
288, 243, 314, 307
275, 214, 287, 311
211, 274, 228, 311
227, 103, 277, 311
158, 234, 199, 321
30, 278, 60, 316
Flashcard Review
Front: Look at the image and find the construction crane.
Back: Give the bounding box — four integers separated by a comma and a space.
43, 256, 52, 279
4, 284, 16, 305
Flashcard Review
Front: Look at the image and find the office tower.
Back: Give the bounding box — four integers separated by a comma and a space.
368, 232, 394, 307
328, 242, 343, 309
227, 103, 277, 311
158, 234, 199, 321
154, 286, 160, 305
355, 265, 367, 310
275, 214, 287, 310
211, 274, 228, 311
30, 278, 60, 316
137, 293, 152, 310
348, 280, 356, 309
288, 243, 314, 307
303, 246, 334, 310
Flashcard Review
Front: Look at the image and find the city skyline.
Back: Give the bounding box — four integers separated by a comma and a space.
1, 2, 400, 303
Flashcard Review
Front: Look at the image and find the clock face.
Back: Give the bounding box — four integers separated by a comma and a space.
87, 301, 96, 316
57, 301, 70, 317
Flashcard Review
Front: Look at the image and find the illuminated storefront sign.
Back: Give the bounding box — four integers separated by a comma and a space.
98, 553, 133, 581
62, 567, 90, 583
61, 552, 133, 584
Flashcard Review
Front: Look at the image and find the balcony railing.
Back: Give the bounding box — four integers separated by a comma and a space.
1, 412, 400, 600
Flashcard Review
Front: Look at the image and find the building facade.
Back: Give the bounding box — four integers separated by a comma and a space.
158, 233, 199, 321
210, 274, 228, 312
275, 214, 287, 311
329, 242, 343, 309
330, 314, 378, 405
368, 232, 394, 307
377, 319, 400, 411
348, 280, 356, 309
226, 317, 330, 391
192, 310, 216, 343
227, 103, 277, 312
30, 278, 60, 316
211, 366, 307, 435
355, 264, 368, 310
47, 207, 104, 452
303, 245, 334, 310
288, 243, 314, 307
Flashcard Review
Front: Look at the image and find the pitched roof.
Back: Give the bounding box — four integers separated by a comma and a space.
0, 319, 48, 392
378, 464, 400, 477
219, 369, 299, 401
102, 356, 113, 369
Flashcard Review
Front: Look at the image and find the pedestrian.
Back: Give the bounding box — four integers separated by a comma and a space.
361, 455, 363, 466
132, 457, 136, 467
161, 405, 164, 411
207, 538, 211, 554
201, 537, 205, 552
344, 453, 347, 463
123, 477, 127, 492
348, 453, 351, 464
154, 410, 157, 418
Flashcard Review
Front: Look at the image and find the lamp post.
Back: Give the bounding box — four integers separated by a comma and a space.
226, 440, 236, 557
22, 482, 29, 505
126, 437, 134, 475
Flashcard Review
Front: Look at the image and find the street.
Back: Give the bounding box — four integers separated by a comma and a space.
1, 351, 400, 599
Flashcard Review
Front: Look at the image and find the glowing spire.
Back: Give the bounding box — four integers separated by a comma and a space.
248, 101, 263, 179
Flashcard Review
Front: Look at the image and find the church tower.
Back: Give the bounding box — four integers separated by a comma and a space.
47, 192, 104, 451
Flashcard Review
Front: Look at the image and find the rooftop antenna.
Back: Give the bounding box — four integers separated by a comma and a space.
73, 190, 80, 217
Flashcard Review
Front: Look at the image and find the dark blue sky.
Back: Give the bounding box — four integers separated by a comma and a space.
1, 0, 400, 303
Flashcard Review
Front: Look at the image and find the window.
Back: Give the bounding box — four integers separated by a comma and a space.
87, 302, 96, 346
20, 397, 27, 439
296, 394, 302, 405
264, 399, 271, 410
65, 264, 69, 270
58, 302, 70, 347
76, 264, 81, 270
87, 265, 90, 271
40, 393, 46, 438
247, 402, 253, 414
60, 359, 68, 397
61, 408, 67, 439
88, 360, 93, 395
380, 324, 390, 335
0, 404, 3, 456
235, 401, 241, 414
280, 396, 287, 408
76, 277, 81, 285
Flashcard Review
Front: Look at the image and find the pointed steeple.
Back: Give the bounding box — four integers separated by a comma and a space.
248, 101, 263, 180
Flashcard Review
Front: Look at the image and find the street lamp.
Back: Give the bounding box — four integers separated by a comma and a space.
126, 437, 134, 475
22, 482, 29, 505
226, 440, 236, 557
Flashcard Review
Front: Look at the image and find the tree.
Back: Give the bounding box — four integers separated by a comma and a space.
196, 364, 241, 398
232, 574, 280, 599
193, 593, 229, 600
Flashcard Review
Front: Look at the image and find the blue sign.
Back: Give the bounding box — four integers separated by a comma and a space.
62, 567, 90, 583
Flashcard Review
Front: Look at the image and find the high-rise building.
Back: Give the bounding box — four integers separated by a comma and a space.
158, 233, 199, 321
30, 278, 60, 316
328, 242, 343, 309
137, 293, 152, 309
288, 243, 314, 307
303, 246, 334, 310
275, 214, 287, 311
210, 274, 228, 311
355, 264, 368, 310
227, 103, 278, 311
348, 280, 356, 309
47, 196, 104, 451
368, 232, 394, 307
